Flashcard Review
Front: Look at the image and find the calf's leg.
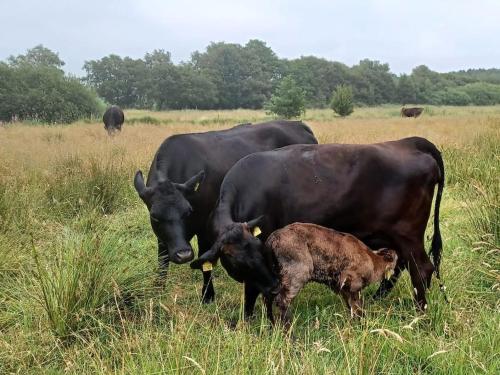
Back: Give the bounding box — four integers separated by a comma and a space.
339, 289, 363, 318
274, 270, 308, 326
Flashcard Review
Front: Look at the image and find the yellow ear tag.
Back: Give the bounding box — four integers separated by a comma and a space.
202, 262, 213, 272
253, 226, 262, 237
194, 182, 200, 192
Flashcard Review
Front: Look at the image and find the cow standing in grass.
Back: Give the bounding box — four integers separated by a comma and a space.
103, 106, 124, 135
134, 120, 317, 302
192, 137, 444, 313
401, 106, 424, 118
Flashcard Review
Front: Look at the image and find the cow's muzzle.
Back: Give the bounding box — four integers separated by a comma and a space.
171, 248, 195, 264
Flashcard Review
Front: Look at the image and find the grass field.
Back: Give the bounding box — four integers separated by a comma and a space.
0, 105, 499, 374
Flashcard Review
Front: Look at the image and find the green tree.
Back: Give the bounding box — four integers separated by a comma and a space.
191, 40, 282, 109
8, 44, 65, 70
265, 76, 305, 118
286, 56, 351, 108
350, 59, 396, 105
396, 74, 417, 104
330, 84, 354, 116
144, 50, 178, 109
173, 64, 218, 109
83, 55, 148, 108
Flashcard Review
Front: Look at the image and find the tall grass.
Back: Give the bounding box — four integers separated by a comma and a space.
33, 230, 155, 340
45, 155, 132, 219
0, 107, 499, 373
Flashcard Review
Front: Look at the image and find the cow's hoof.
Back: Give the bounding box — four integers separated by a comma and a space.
201, 292, 215, 304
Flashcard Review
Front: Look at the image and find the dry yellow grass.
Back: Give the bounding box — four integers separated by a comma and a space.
1, 106, 498, 178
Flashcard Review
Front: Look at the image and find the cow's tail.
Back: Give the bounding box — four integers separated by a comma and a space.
429, 146, 444, 281
423, 140, 449, 302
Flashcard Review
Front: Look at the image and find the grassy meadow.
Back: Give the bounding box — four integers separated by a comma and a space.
0, 105, 499, 374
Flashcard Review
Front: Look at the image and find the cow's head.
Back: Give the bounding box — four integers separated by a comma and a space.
134, 169, 205, 264
191, 217, 279, 295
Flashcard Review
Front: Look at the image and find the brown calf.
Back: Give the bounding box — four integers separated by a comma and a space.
266, 223, 397, 322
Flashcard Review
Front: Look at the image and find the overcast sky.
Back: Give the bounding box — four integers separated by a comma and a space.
1, 0, 499, 76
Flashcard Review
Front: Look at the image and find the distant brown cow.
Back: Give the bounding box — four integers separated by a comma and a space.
268, 223, 398, 323
401, 106, 424, 118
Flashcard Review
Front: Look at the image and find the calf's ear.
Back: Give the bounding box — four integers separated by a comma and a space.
377, 248, 395, 262
175, 170, 205, 195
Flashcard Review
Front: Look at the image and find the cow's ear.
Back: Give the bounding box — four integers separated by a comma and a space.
175, 170, 205, 195
246, 215, 264, 237
134, 171, 152, 202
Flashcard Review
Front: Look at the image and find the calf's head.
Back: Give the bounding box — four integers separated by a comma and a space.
134, 169, 205, 264
373, 248, 398, 279
191, 217, 279, 295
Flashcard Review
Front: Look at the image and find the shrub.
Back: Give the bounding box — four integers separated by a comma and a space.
461, 82, 500, 105
265, 76, 305, 119
330, 84, 354, 116
436, 88, 472, 106
0, 47, 104, 123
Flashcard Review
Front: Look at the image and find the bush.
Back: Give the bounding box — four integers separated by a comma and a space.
330, 84, 354, 116
433, 88, 472, 106
265, 76, 305, 118
0, 47, 104, 123
461, 82, 500, 105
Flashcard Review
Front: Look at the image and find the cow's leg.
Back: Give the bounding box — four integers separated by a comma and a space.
244, 283, 260, 319
399, 239, 434, 310
197, 234, 215, 303
156, 239, 169, 287
373, 259, 406, 299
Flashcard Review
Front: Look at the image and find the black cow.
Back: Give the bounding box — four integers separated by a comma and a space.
401, 107, 424, 118
103, 106, 125, 135
134, 120, 317, 302
191, 137, 444, 314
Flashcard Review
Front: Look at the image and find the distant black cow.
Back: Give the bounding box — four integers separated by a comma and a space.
103, 106, 124, 135
191, 137, 444, 314
134, 120, 317, 302
401, 107, 424, 118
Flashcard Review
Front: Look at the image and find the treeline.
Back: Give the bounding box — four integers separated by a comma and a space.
2, 42, 500, 124
0, 46, 103, 123
85, 39, 500, 109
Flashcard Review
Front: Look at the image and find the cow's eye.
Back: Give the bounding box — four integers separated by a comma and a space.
150, 216, 161, 223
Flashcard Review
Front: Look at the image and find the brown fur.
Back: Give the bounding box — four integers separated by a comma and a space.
266, 223, 398, 321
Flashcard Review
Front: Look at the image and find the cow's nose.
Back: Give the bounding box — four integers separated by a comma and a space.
173, 248, 194, 264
